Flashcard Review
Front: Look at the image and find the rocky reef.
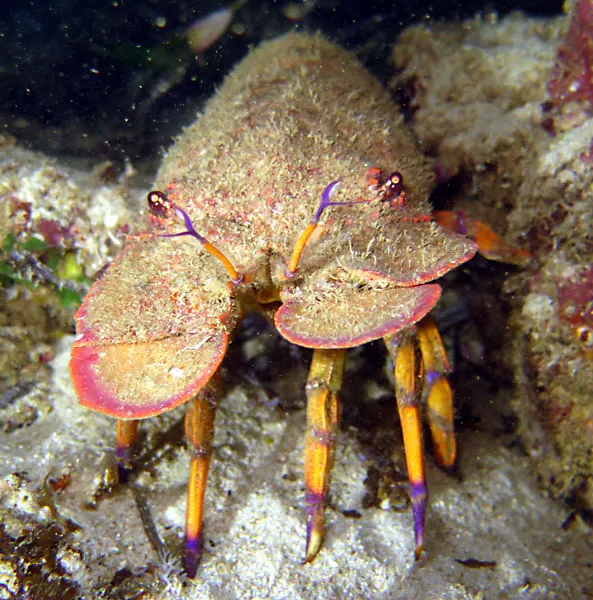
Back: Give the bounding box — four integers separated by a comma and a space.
0, 136, 133, 435
1, 9, 592, 599
393, 6, 593, 513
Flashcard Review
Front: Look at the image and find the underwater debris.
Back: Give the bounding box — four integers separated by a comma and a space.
185, 0, 250, 54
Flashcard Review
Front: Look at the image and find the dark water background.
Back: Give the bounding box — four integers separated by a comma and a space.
0, 0, 563, 164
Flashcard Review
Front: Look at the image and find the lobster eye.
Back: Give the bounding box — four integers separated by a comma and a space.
376, 170, 405, 206
385, 171, 403, 197
147, 190, 174, 218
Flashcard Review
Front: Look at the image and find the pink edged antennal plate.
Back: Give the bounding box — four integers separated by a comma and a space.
70, 329, 229, 419
339, 220, 478, 288
275, 280, 442, 349
70, 233, 236, 419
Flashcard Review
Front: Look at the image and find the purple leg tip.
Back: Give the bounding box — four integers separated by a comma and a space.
304, 490, 325, 561
410, 481, 427, 554
184, 535, 202, 578
305, 490, 324, 510
115, 446, 134, 484
117, 463, 131, 485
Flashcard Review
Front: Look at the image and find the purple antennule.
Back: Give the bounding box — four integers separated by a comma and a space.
147, 191, 207, 243
312, 179, 342, 224
173, 207, 207, 244
154, 202, 208, 245
150, 199, 241, 282
311, 178, 372, 224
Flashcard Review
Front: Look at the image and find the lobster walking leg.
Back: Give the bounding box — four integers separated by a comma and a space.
116, 419, 139, 483
385, 329, 427, 560
184, 375, 220, 578
417, 316, 456, 470
304, 348, 346, 562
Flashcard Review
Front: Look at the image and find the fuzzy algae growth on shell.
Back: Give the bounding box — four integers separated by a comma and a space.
70, 32, 476, 576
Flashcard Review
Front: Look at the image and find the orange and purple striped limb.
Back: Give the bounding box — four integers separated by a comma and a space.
116, 419, 139, 483
384, 329, 426, 560
288, 181, 367, 276
304, 348, 345, 562
433, 210, 531, 267
147, 191, 243, 283
184, 375, 220, 578
417, 316, 456, 471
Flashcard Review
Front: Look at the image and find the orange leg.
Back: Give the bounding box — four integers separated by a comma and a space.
184, 374, 220, 578
434, 210, 531, 267
417, 316, 456, 470
384, 329, 426, 560
116, 419, 139, 483
304, 348, 345, 562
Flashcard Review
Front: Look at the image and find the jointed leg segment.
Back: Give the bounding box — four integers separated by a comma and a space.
384, 317, 457, 560
116, 419, 139, 483
304, 348, 346, 562
184, 375, 220, 578
114, 378, 220, 579
417, 316, 456, 470
385, 329, 427, 560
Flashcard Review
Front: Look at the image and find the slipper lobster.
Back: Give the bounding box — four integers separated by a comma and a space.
70, 32, 526, 576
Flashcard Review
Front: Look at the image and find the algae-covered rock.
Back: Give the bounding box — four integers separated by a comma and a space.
393, 11, 593, 512
0, 135, 134, 432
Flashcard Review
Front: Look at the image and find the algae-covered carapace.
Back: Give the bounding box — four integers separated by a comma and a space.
70, 32, 482, 576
